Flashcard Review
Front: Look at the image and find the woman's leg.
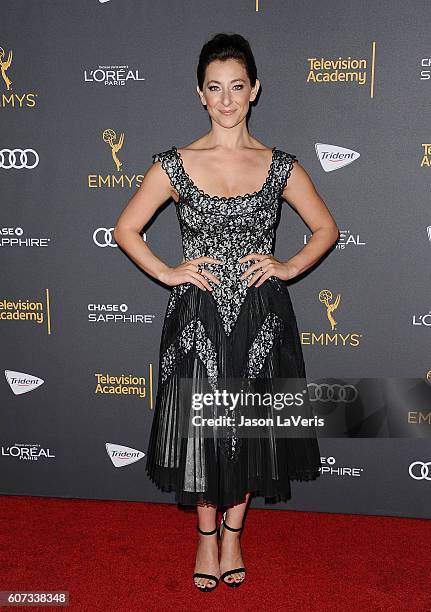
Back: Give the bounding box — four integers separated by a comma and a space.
219, 492, 250, 584
193, 501, 220, 589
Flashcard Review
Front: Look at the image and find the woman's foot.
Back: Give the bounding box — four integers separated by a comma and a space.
219, 520, 245, 585
193, 529, 220, 590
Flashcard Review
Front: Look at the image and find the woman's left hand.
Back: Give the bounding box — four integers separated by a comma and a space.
238, 253, 299, 288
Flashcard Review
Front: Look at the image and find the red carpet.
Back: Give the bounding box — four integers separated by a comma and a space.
0, 495, 429, 611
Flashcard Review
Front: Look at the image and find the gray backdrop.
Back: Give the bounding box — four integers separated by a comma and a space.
2, 0, 430, 519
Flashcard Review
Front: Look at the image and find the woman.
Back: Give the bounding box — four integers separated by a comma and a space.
114, 33, 339, 592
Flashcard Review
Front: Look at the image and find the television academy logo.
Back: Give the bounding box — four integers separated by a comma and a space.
5, 370, 44, 395
420, 144, 431, 167
306, 45, 377, 98
106, 443, 145, 467
315, 144, 360, 172
1, 291, 52, 333
95, 371, 152, 398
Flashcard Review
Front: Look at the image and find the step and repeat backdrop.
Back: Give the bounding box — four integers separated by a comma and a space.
2, 1, 430, 519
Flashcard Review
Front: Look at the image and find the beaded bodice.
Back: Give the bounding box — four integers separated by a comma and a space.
152, 145, 298, 337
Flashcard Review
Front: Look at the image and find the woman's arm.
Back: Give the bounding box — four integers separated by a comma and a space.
282, 162, 340, 276
113, 161, 177, 282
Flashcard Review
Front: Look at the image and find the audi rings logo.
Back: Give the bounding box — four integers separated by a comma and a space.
307, 383, 358, 403
0, 149, 39, 169
93, 227, 146, 247
409, 461, 431, 480
93, 227, 117, 247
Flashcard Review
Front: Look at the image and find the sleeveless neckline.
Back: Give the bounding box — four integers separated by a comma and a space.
171, 145, 277, 202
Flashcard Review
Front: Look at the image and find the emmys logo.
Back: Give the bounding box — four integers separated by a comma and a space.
103, 128, 124, 172
315, 143, 360, 172
301, 288, 363, 347
0, 46, 38, 108
88, 129, 144, 189
0, 47, 12, 90
319, 289, 340, 331
408, 411, 431, 425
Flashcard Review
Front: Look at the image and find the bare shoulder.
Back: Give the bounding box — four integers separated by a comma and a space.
282, 155, 326, 208
144, 154, 169, 182
142, 152, 177, 201
283, 158, 314, 193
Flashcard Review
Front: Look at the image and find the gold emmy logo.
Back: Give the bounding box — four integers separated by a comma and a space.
88, 129, 143, 188
0, 45, 37, 108
301, 288, 360, 346
426, 370, 431, 383
103, 128, 124, 172
0, 47, 13, 91
319, 289, 340, 331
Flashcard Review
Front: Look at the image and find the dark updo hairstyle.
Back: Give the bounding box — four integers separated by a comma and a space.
196, 33, 258, 91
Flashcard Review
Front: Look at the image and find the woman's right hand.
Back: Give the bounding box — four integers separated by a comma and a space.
159, 256, 223, 291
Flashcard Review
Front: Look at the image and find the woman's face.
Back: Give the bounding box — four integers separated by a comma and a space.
197, 58, 260, 127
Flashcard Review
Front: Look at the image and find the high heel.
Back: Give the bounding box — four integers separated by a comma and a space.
192, 525, 220, 592
218, 511, 247, 588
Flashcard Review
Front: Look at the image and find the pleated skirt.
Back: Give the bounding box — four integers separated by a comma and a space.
145, 279, 322, 507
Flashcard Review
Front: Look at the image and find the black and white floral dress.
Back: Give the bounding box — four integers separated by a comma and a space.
145, 145, 322, 507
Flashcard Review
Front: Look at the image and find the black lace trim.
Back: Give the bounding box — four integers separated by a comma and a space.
281, 154, 298, 193
152, 146, 298, 204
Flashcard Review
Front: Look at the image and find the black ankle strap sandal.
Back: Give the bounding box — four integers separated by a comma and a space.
192, 525, 220, 592
218, 511, 247, 588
